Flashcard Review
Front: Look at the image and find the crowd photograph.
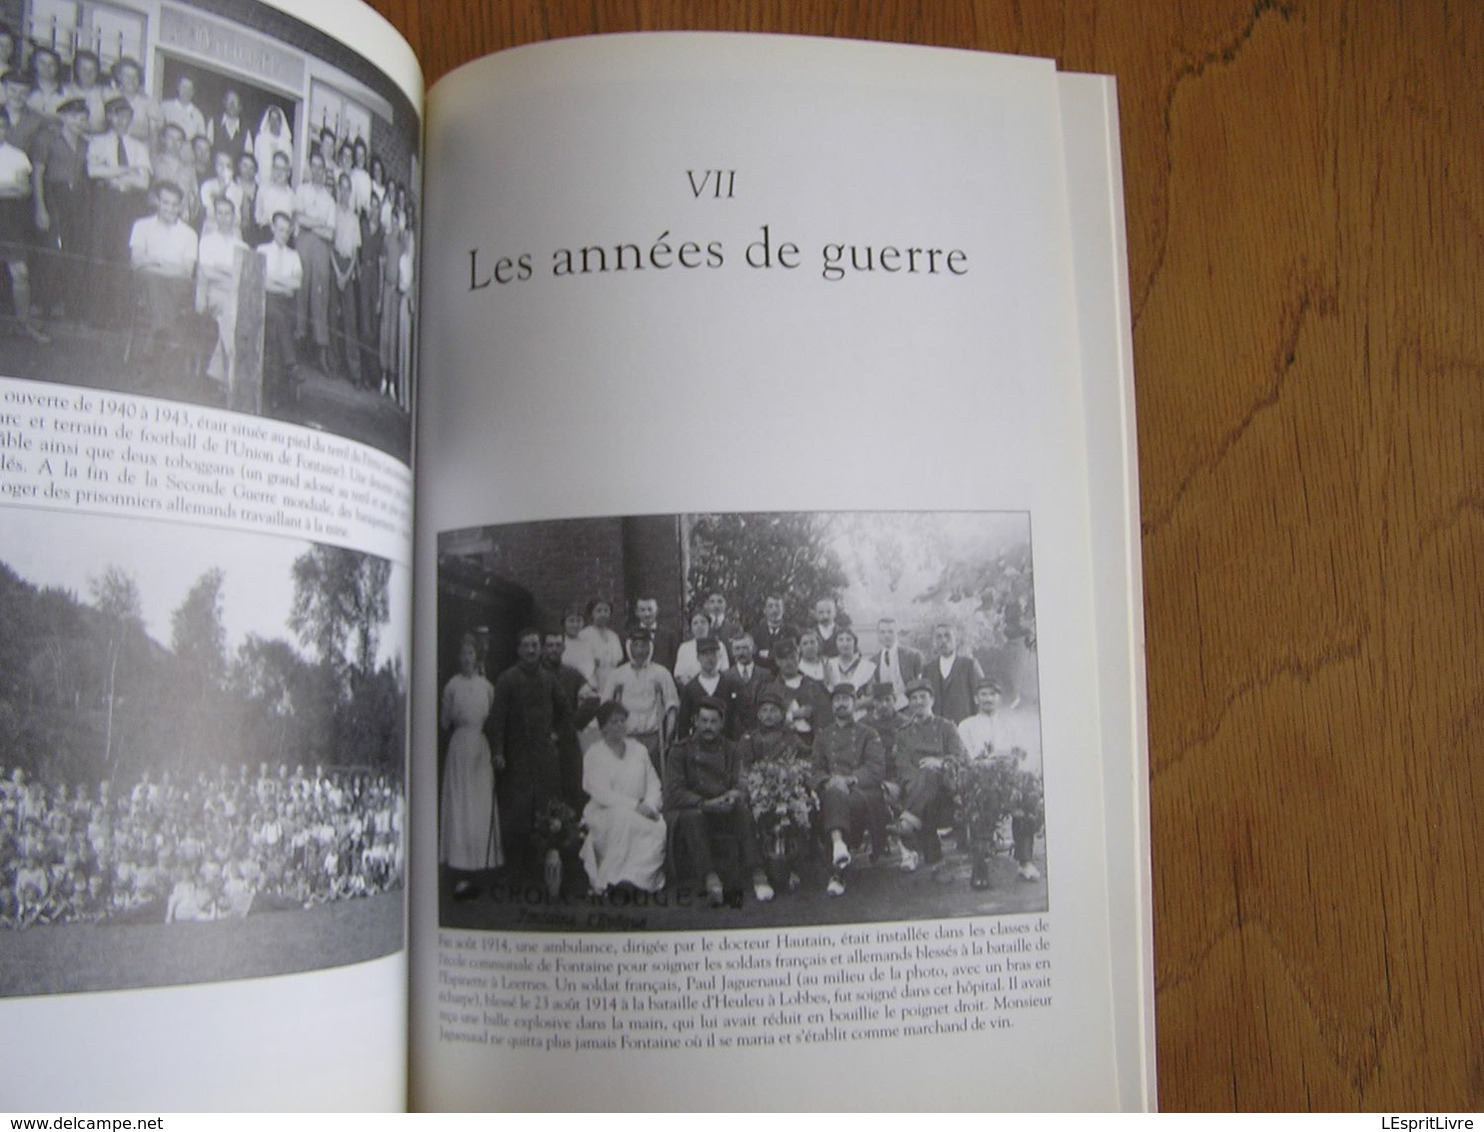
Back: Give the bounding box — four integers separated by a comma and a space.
0, 509, 407, 996
0, 0, 420, 462
436, 511, 1047, 933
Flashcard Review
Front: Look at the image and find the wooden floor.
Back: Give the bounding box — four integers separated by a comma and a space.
372, 1, 1484, 1111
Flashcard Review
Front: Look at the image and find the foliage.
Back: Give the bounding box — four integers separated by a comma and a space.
0, 550, 405, 790
744, 752, 818, 834
171, 568, 227, 690
959, 755, 1020, 844
959, 755, 1045, 848
686, 512, 848, 631
915, 540, 1037, 651
529, 798, 584, 855
288, 546, 392, 679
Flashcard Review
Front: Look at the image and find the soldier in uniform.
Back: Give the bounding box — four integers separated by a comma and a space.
811, 684, 887, 896
892, 677, 969, 871
664, 698, 772, 905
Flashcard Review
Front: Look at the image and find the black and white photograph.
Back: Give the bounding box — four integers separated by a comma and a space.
436, 511, 1046, 933
0, 0, 420, 463
0, 508, 407, 997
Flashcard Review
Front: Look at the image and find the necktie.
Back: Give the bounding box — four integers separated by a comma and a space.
116, 134, 127, 172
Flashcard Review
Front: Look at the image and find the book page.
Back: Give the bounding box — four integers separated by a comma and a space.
412, 34, 1143, 1110
0, 0, 420, 1110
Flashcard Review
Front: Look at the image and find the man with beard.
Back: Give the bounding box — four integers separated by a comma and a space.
664, 699, 772, 906
811, 685, 887, 895
541, 628, 600, 806
725, 633, 769, 737
488, 628, 574, 873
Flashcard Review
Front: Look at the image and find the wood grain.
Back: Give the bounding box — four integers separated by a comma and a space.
368, 0, 1484, 1111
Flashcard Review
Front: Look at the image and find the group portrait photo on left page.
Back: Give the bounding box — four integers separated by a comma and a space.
0, 0, 419, 1000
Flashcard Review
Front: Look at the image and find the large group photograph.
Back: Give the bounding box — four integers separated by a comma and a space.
436, 511, 1047, 933
0, 509, 407, 997
0, 0, 420, 463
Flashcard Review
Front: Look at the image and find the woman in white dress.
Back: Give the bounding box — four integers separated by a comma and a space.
439, 633, 501, 899
253, 105, 293, 185
673, 610, 729, 686
824, 627, 876, 692
579, 701, 666, 894
558, 604, 597, 685
797, 628, 827, 683
577, 598, 624, 689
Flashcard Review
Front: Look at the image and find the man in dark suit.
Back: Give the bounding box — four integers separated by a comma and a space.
631, 596, 679, 672
704, 591, 744, 649
725, 632, 771, 737
540, 629, 600, 806
811, 596, 852, 658
751, 594, 794, 674
873, 616, 925, 711
923, 622, 986, 724
677, 637, 745, 739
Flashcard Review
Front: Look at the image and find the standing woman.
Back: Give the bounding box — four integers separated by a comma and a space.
578, 597, 624, 690
368, 156, 386, 219
824, 627, 875, 694
673, 610, 729, 686
395, 199, 415, 409
560, 603, 597, 686
253, 105, 293, 185
357, 201, 383, 386
376, 203, 400, 397
440, 633, 501, 900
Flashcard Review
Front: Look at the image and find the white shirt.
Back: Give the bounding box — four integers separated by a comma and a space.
257, 239, 303, 295
161, 98, 207, 143
293, 180, 336, 238
87, 130, 150, 191
0, 142, 31, 196
129, 214, 198, 278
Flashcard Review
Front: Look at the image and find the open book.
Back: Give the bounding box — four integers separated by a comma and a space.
0, 0, 1152, 1111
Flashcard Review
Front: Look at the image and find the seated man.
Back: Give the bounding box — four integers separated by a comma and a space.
811, 684, 887, 896
892, 677, 969, 872
128, 179, 198, 367
663, 698, 772, 906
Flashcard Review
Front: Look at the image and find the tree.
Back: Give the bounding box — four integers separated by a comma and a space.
685, 513, 849, 631
915, 540, 1037, 651
288, 546, 392, 684
167, 568, 228, 777
171, 568, 227, 689
89, 566, 143, 770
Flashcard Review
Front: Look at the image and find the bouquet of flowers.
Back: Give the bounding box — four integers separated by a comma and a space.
528, 798, 584, 856
959, 755, 1022, 848
1011, 770, 1045, 828
745, 755, 817, 840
